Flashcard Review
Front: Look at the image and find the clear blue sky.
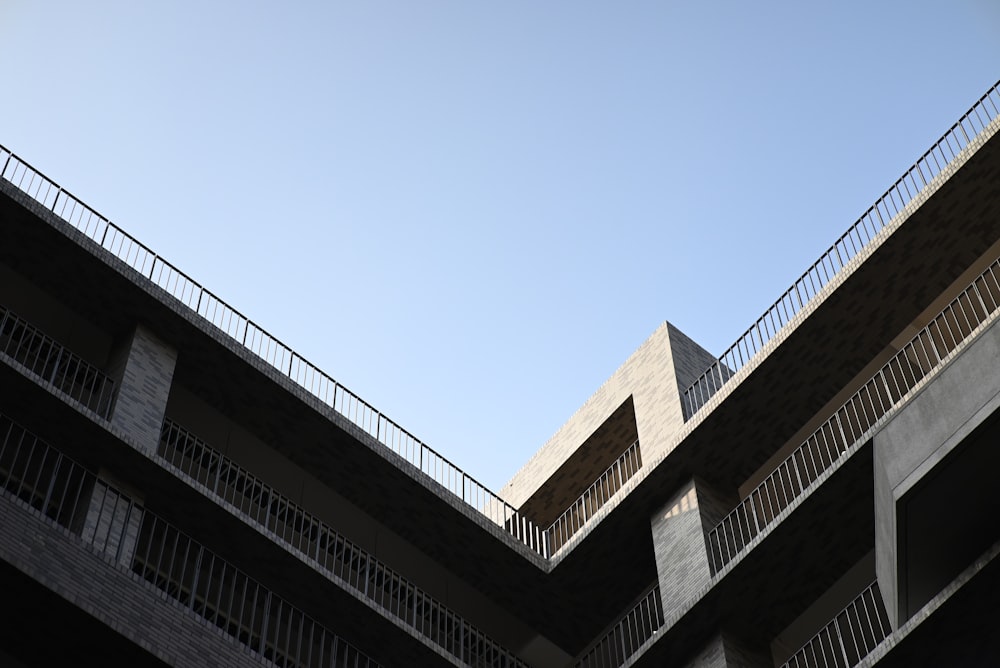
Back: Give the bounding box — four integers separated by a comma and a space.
2, 2, 999, 491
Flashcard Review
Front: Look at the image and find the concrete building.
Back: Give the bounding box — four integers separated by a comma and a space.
0, 79, 998, 667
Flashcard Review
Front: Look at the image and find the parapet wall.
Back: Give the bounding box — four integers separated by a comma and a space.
501, 321, 716, 510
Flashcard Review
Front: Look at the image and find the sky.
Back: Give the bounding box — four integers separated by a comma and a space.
2, 2, 999, 492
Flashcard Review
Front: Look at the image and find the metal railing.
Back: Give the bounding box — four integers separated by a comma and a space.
159, 419, 528, 668
781, 581, 891, 668
575, 582, 663, 668
708, 255, 1000, 574
682, 80, 1000, 420
546, 441, 642, 554
0, 305, 116, 418
0, 145, 549, 557
0, 412, 380, 668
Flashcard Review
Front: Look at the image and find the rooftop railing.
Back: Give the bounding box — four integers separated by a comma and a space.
708, 255, 1000, 575
780, 581, 891, 668
0, 411, 381, 668
7, 79, 997, 567
0, 144, 548, 556
159, 419, 528, 668
0, 305, 116, 418
682, 80, 1000, 420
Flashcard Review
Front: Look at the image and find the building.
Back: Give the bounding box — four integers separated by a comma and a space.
0, 79, 998, 667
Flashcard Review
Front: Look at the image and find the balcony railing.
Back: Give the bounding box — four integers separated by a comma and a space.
0, 305, 116, 418
0, 411, 380, 668
159, 419, 528, 668
708, 255, 1000, 575
682, 80, 1000, 420
0, 145, 550, 557
546, 441, 642, 554
781, 581, 891, 668
575, 578, 890, 668
575, 581, 663, 668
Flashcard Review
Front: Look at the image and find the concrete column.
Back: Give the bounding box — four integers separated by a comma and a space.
500, 322, 717, 511
875, 317, 1000, 628
684, 632, 770, 668
651, 477, 731, 617
80, 479, 143, 566
107, 324, 177, 453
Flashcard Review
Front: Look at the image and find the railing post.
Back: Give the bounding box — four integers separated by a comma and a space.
972, 282, 989, 316
790, 454, 804, 494
619, 616, 628, 663
258, 590, 271, 655
189, 545, 205, 610
99, 220, 111, 248
363, 553, 371, 596
834, 411, 849, 454
41, 453, 63, 516
48, 348, 64, 387
833, 615, 850, 666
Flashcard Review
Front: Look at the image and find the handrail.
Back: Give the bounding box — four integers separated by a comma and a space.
545, 440, 642, 554
0, 411, 381, 668
682, 80, 1000, 420
781, 581, 891, 668
7, 77, 999, 563
0, 143, 548, 556
575, 581, 663, 668
708, 255, 1000, 575
0, 305, 116, 418
159, 419, 529, 667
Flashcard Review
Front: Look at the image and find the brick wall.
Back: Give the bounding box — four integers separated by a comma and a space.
0, 492, 270, 667
108, 324, 177, 454
502, 321, 716, 508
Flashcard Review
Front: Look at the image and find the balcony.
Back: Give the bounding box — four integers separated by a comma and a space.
0, 305, 115, 418
708, 255, 1000, 575
0, 411, 380, 668
158, 419, 528, 668
781, 582, 891, 668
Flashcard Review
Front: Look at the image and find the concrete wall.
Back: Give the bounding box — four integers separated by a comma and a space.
501, 321, 716, 508
874, 316, 1000, 628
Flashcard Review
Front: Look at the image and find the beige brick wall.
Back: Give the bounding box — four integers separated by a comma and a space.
501, 321, 716, 508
